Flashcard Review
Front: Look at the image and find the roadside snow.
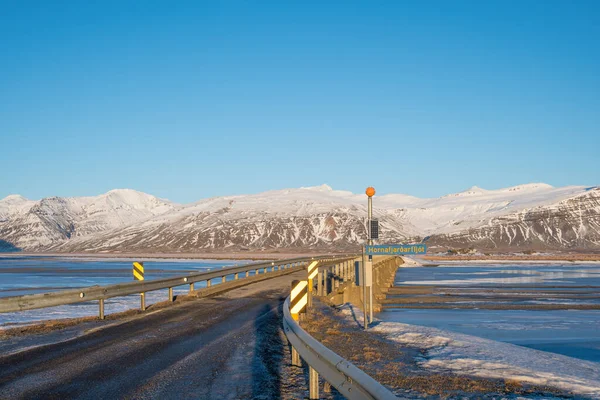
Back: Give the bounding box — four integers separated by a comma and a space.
339, 305, 600, 398
399, 256, 423, 267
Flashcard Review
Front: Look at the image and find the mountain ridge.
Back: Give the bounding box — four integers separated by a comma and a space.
1, 184, 598, 252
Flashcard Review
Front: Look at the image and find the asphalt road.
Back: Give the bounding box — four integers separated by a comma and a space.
0, 271, 304, 400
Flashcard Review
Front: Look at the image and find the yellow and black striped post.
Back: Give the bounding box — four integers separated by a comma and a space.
133, 262, 145, 311
290, 279, 308, 321
133, 262, 144, 281
306, 261, 318, 308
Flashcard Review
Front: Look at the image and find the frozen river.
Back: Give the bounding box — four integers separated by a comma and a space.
0, 256, 251, 326
380, 263, 600, 363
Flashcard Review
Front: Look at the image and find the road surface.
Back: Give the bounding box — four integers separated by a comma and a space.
0, 271, 305, 399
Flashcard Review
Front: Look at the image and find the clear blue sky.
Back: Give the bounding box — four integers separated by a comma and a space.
1, 1, 598, 203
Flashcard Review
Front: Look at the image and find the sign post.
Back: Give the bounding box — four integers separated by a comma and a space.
133, 262, 145, 310
364, 187, 376, 329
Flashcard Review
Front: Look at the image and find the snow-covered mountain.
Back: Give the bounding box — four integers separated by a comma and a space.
1, 184, 599, 252
0, 189, 176, 250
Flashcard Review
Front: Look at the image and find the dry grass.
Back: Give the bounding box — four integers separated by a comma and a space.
301, 302, 572, 399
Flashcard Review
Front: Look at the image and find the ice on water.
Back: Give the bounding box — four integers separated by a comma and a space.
0, 257, 249, 327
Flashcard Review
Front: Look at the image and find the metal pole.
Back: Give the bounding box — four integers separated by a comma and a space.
168, 287, 173, 302
99, 298, 104, 319
367, 194, 374, 324
317, 270, 323, 296
140, 292, 146, 311
308, 278, 313, 309
309, 366, 319, 399
369, 286, 373, 323
362, 246, 367, 330
368, 196, 373, 246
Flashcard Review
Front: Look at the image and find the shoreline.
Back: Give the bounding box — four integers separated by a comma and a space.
0, 251, 335, 261
422, 253, 600, 263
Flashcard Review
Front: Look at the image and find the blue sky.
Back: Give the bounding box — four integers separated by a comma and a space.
1, 1, 598, 203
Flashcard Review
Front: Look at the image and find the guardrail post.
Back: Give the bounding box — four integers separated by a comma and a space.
221, 276, 226, 283
140, 293, 146, 311
234, 272, 239, 280
264, 267, 268, 274
317, 271, 323, 296
255, 269, 259, 275
168, 287, 173, 302
309, 366, 319, 399
291, 346, 301, 367
189, 282, 194, 293
207, 279, 212, 288
99, 299, 104, 319
246, 271, 250, 278
344, 260, 349, 280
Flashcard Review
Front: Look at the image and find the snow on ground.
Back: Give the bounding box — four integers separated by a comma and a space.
424, 259, 600, 265
399, 256, 423, 267
339, 305, 600, 398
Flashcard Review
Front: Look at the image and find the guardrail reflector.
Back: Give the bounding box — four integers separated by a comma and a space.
290, 279, 308, 319
133, 262, 144, 281
307, 261, 319, 280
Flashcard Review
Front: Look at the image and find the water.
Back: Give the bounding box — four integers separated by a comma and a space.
380, 264, 600, 363
0, 256, 251, 326
396, 263, 600, 287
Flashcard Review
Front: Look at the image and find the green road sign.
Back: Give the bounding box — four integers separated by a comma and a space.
365, 244, 427, 255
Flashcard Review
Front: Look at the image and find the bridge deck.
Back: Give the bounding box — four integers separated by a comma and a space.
0, 271, 305, 399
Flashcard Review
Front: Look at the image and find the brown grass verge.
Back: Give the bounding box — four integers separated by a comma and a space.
301, 302, 573, 398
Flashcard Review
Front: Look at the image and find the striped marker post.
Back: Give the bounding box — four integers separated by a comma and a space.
306, 261, 318, 308
133, 262, 145, 311
290, 279, 308, 321
132, 262, 144, 281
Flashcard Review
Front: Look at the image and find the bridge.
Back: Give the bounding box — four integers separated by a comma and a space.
0, 254, 403, 399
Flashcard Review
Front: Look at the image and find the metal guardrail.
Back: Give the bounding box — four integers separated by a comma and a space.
0, 255, 348, 315
283, 296, 398, 400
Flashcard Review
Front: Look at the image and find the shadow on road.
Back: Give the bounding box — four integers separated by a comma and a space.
251, 302, 284, 399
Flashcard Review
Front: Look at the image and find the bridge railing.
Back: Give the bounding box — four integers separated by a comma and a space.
282, 256, 401, 399
282, 295, 398, 400
0, 255, 351, 317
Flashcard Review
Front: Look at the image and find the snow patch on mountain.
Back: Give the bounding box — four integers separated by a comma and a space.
1, 183, 599, 252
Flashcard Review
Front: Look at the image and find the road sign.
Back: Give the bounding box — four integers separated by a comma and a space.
307, 261, 318, 280
133, 262, 144, 281
365, 244, 427, 255
290, 280, 308, 320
